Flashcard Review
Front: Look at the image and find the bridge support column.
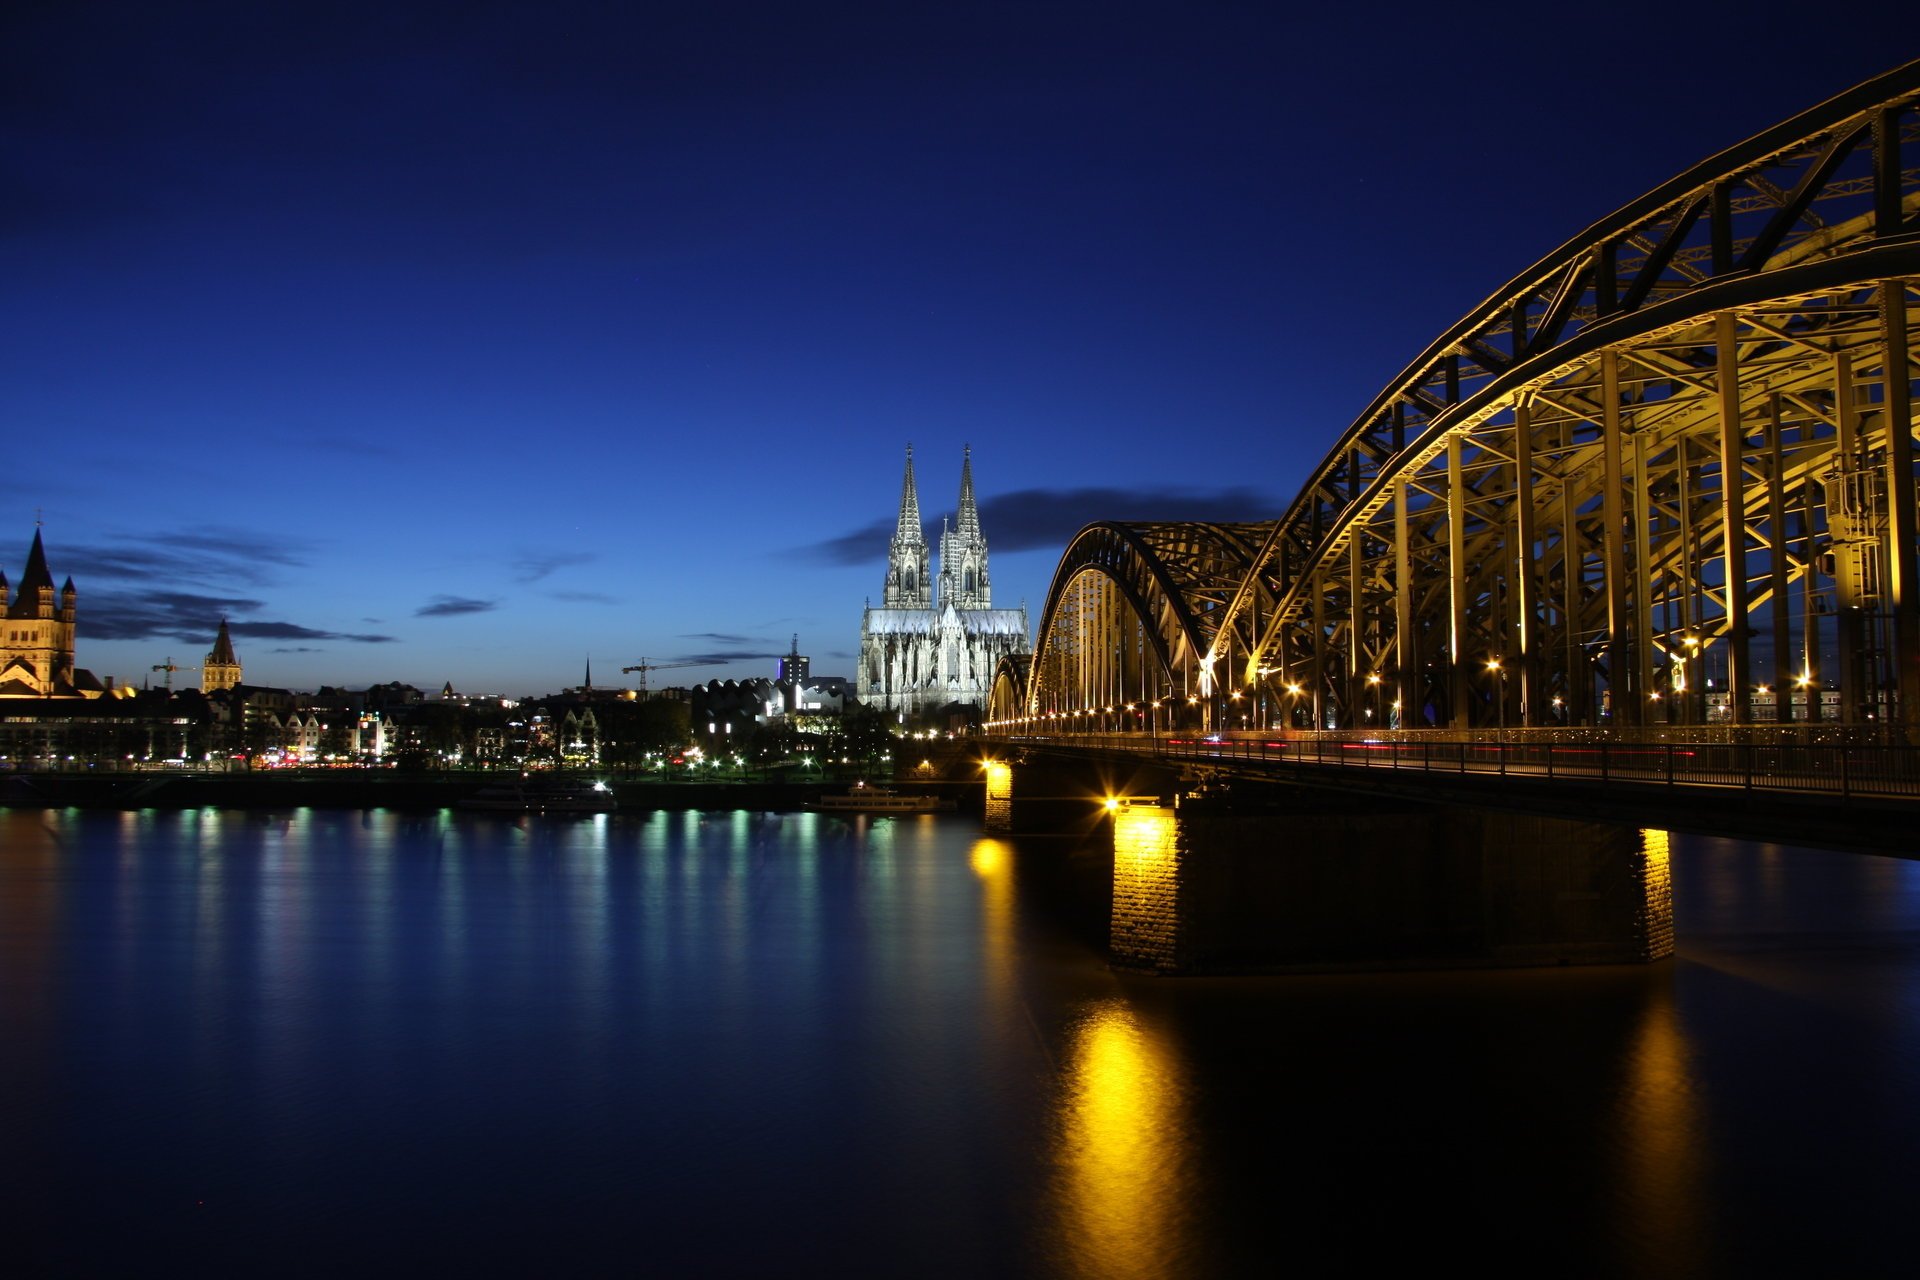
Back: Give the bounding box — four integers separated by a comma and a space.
1108, 796, 1673, 975
1881, 281, 1920, 730
1716, 311, 1753, 723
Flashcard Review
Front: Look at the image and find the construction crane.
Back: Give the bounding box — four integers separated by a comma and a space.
620, 657, 702, 696
150, 656, 198, 692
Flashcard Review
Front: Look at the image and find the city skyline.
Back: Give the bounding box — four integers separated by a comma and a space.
3, 3, 1909, 694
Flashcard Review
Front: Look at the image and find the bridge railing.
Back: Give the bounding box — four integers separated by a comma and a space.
989, 731, 1920, 801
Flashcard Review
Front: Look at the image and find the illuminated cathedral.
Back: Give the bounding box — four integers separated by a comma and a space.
857, 447, 1028, 717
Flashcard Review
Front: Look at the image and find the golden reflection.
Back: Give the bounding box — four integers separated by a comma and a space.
1052, 999, 1192, 1279
969, 839, 1008, 880
970, 839, 1017, 1049
1615, 973, 1708, 1271
0, 812, 62, 1034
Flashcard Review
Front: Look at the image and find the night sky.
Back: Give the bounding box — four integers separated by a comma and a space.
4, 2, 1911, 696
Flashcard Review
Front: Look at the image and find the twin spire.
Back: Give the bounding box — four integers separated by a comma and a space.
882, 445, 989, 610
889, 444, 982, 546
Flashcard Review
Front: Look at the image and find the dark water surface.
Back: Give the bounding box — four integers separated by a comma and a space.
4, 807, 1918, 1277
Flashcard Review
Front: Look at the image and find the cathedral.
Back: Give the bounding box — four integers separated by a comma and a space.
858, 447, 1029, 717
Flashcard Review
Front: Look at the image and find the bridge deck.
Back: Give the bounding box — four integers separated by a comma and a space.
988, 730, 1920, 852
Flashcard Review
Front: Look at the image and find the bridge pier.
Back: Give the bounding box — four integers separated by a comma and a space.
1108, 795, 1673, 975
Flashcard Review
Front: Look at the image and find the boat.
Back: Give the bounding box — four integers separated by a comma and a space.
809, 782, 955, 814
457, 777, 618, 814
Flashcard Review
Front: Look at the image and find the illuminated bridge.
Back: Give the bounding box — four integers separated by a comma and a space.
986, 62, 1920, 838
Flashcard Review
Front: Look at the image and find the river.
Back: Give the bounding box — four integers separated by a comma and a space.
3, 806, 1916, 1277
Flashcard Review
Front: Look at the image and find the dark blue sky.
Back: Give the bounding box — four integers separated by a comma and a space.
3, 1, 1910, 694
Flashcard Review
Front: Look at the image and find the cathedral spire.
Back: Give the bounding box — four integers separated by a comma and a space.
882, 444, 931, 608
956, 443, 982, 541
895, 444, 924, 545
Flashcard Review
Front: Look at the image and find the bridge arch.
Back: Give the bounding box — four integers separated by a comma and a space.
1018, 522, 1273, 730
1025, 60, 1920, 734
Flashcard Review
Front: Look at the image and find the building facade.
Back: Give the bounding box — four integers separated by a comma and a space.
0, 530, 114, 699
857, 447, 1028, 717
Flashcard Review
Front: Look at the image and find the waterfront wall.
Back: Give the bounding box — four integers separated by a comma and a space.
0, 773, 902, 813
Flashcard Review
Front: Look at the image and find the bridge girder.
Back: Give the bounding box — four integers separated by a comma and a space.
1021, 61, 1920, 735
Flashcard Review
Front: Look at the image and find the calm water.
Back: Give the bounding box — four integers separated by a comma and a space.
4, 806, 1919, 1277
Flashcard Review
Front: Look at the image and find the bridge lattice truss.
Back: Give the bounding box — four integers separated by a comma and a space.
996, 63, 1920, 733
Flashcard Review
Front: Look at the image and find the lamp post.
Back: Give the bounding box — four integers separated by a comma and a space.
1486, 658, 1506, 731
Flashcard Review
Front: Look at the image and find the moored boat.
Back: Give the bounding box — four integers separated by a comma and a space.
809, 782, 954, 814
457, 777, 617, 814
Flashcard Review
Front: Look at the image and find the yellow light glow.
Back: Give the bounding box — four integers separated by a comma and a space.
969, 839, 1008, 878
1051, 997, 1190, 1275
1103, 796, 1121, 813
985, 760, 1012, 801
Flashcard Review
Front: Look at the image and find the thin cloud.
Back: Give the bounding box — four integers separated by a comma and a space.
230, 621, 394, 643
511, 551, 595, 584
416, 595, 497, 618
678, 650, 781, 665
81, 590, 261, 643
549, 590, 616, 604
681, 632, 759, 644
78, 589, 395, 644
796, 485, 1281, 565
59, 523, 309, 589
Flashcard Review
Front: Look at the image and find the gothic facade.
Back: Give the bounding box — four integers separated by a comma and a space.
858, 448, 1028, 717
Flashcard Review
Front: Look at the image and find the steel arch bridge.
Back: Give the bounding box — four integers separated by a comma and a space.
995, 62, 1920, 737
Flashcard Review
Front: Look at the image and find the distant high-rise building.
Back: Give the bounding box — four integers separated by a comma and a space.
778, 635, 810, 687
858, 446, 1028, 716
777, 634, 812, 715
202, 619, 243, 693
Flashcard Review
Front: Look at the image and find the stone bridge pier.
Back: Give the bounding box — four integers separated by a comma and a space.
1107, 793, 1673, 974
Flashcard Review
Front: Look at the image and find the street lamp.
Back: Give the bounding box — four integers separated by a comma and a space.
1486, 658, 1506, 730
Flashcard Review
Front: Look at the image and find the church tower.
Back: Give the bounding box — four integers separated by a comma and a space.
1, 529, 79, 695
939, 444, 992, 609
202, 619, 243, 693
882, 445, 931, 608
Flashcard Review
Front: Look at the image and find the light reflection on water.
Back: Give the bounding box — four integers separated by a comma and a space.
1051, 999, 1193, 1280
2, 809, 1918, 1275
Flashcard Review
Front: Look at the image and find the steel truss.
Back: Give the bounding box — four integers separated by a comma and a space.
1021, 522, 1272, 727
1012, 61, 1920, 735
